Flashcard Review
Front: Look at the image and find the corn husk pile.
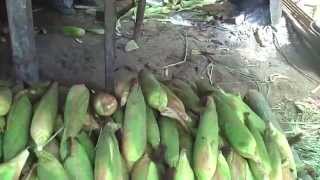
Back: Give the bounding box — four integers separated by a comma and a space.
0, 69, 298, 180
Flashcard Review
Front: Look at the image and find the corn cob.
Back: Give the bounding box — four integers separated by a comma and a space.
0, 86, 12, 116
174, 149, 195, 180
83, 113, 100, 131
213, 89, 265, 133
95, 123, 126, 180
114, 67, 137, 107
214, 93, 257, 160
63, 26, 86, 38
36, 151, 69, 180
60, 84, 90, 159
112, 108, 124, 125
227, 150, 248, 180
0, 149, 29, 180
212, 152, 231, 180
93, 92, 118, 116
245, 91, 296, 178
43, 138, 60, 160
193, 96, 219, 180
0, 132, 2, 161
31, 82, 59, 151
244, 89, 282, 132
264, 127, 282, 180
131, 153, 160, 180
146, 106, 160, 149
195, 79, 215, 96
159, 83, 190, 131
245, 161, 255, 180
139, 69, 168, 111
168, 79, 202, 113
76, 131, 95, 163
245, 115, 271, 178
268, 122, 297, 179
62, 84, 90, 141
0, 116, 5, 160
3, 95, 32, 161
178, 128, 193, 163
122, 81, 147, 170
64, 139, 94, 180
15, 82, 50, 103
159, 117, 180, 168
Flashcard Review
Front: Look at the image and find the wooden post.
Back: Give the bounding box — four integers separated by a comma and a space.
133, 0, 146, 40
104, 0, 117, 91
270, 0, 282, 26
6, 0, 39, 83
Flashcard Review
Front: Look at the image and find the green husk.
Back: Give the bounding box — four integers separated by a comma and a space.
3, 95, 32, 161
131, 153, 160, 180
213, 89, 265, 133
76, 131, 95, 163
64, 139, 93, 180
246, 115, 271, 178
139, 69, 168, 111
244, 89, 282, 131
63, 26, 86, 38
62, 84, 90, 140
227, 150, 248, 180
0, 149, 29, 180
168, 79, 202, 113
213, 90, 257, 160
60, 84, 90, 160
146, 106, 160, 149
195, 79, 215, 96
212, 152, 231, 180
268, 122, 297, 179
193, 97, 219, 180
264, 127, 282, 180
160, 83, 191, 132
83, 113, 100, 131
112, 108, 124, 126
95, 123, 126, 180
159, 117, 179, 168
178, 129, 193, 163
114, 67, 137, 107
174, 149, 195, 180
31, 82, 59, 151
122, 81, 147, 170
36, 151, 69, 180
0, 86, 12, 116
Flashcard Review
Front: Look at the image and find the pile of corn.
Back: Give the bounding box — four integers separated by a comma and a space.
0, 68, 297, 180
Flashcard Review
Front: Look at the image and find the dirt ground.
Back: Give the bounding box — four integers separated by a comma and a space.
0, 1, 320, 177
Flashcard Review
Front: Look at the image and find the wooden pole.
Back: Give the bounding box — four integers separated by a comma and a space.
6, 0, 39, 83
104, 0, 117, 91
133, 0, 146, 40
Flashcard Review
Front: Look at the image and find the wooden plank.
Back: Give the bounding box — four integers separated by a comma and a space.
6, 0, 39, 83
104, 0, 117, 91
133, 0, 146, 40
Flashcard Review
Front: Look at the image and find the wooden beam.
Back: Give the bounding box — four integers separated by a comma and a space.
6, 0, 39, 83
104, 0, 117, 91
133, 0, 146, 40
